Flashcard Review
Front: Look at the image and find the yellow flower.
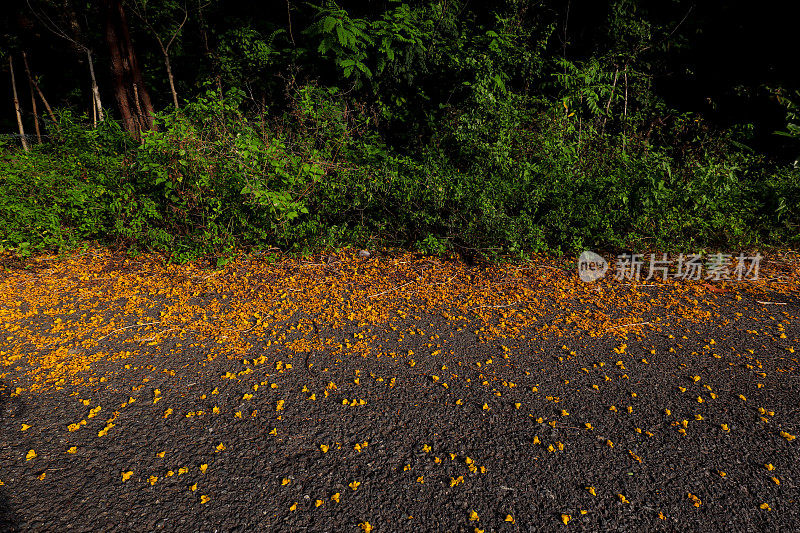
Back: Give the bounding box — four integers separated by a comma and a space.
215, 443, 226, 452
688, 493, 702, 507
282, 478, 291, 486
331, 493, 340, 502
587, 486, 596, 496
149, 476, 158, 485
25, 450, 36, 461
315, 499, 323, 507
468, 510, 479, 521
66, 447, 77, 454
320, 444, 330, 453
21, 424, 31, 431
121, 471, 133, 481
358, 522, 373, 533
349, 481, 361, 491
200, 464, 208, 474
190, 483, 197, 491
276, 400, 285, 411
200, 495, 210, 504
505, 514, 514, 523
289, 502, 297, 511
561, 514, 571, 525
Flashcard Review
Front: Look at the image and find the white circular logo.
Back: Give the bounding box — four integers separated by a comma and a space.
578, 251, 608, 282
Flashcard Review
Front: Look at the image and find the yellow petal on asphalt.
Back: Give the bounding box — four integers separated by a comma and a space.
200, 464, 208, 474
66, 447, 77, 454
121, 471, 133, 481
26, 450, 36, 461
200, 495, 210, 504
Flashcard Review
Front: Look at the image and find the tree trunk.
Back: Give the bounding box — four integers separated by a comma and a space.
103, 0, 156, 139
29, 73, 58, 126
86, 49, 104, 123
9, 56, 29, 152
163, 51, 178, 109
22, 52, 42, 143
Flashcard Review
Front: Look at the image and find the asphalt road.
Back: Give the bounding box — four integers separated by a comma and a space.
1, 250, 798, 532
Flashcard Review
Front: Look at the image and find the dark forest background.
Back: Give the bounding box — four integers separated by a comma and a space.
1, 0, 798, 262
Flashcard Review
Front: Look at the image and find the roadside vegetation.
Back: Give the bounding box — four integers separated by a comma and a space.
1, 1, 798, 262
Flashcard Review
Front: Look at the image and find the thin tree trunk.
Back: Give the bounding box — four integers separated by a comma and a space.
22, 52, 41, 143
92, 93, 97, 126
623, 65, 629, 153
133, 82, 144, 138
601, 67, 620, 131
9, 56, 29, 152
86, 48, 104, 122
163, 51, 178, 109
30, 74, 57, 126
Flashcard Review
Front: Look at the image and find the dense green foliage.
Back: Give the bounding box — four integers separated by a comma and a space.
1, 1, 799, 260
